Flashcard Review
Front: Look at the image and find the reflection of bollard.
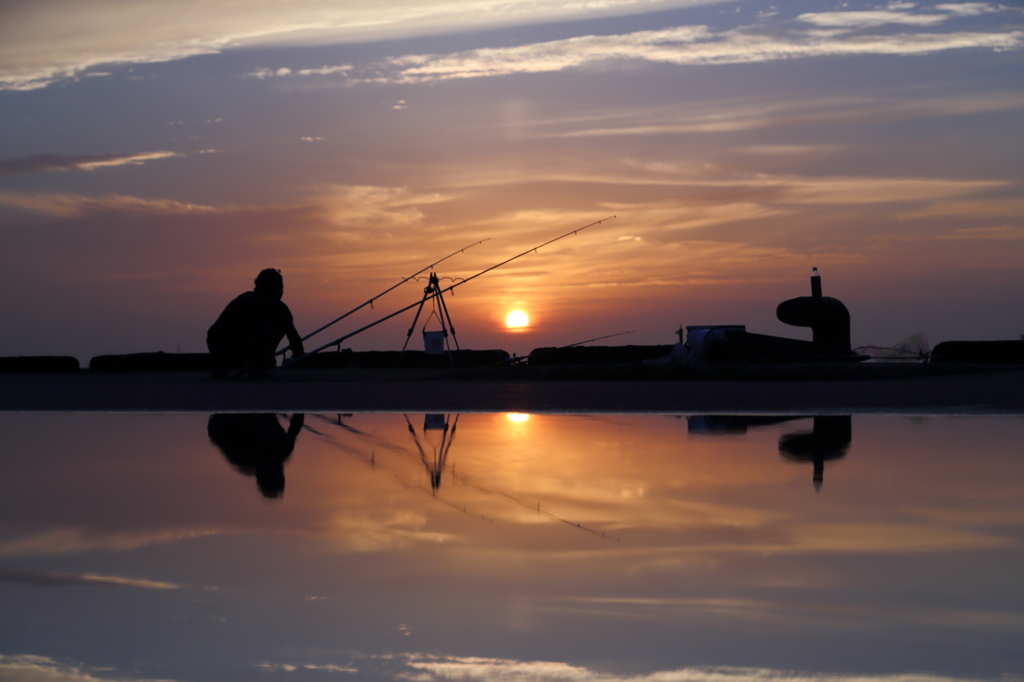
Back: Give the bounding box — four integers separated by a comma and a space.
779, 416, 852, 492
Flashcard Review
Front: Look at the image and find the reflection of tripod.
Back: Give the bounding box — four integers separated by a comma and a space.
405, 413, 459, 493
400, 272, 460, 367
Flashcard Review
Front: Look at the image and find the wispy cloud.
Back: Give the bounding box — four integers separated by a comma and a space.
0, 191, 223, 219
252, 650, 1024, 680
0, 570, 179, 589
0, 152, 179, 176
248, 64, 353, 78
0, 654, 180, 682
737, 144, 845, 156
547, 91, 1024, 137
256, 662, 360, 673
315, 184, 450, 230
0, 0, 728, 90
935, 3, 1003, 17
938, 225, 1024, 240
795, 10, 950, 28
898, 198, 1024, 220
351, 21, 1023, 84
385, 654, 1002, 681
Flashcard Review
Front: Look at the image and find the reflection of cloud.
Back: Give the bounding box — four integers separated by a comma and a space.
0, 570, 179, 589
0, 654, 179, 682
0, 528, 219, 556
365, 24, 1023, 83
0, 151, 179, 176
326, 511, 454, 553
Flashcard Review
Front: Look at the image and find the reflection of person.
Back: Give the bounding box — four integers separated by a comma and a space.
208, 413, 304, 498
207, 269, 304, 378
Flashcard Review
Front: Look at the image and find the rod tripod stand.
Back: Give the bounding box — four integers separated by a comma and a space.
399, 272, 460, 366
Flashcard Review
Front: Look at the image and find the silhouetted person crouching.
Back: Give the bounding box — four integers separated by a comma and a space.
207, 269, 304, 378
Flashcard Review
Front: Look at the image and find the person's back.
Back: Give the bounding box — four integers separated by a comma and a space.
207, 269, 304, 377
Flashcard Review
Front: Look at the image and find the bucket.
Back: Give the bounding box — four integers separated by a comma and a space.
423, 330, 447, 355
424, 414, 447, 430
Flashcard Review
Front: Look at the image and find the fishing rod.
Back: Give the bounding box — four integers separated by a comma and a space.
274, 215, 616, 372
276, 237, 491, 356
501, 329, 637, 366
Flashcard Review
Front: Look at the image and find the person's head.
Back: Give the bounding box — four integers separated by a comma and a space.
254, 268, 284, 299
256, 466, 286, 499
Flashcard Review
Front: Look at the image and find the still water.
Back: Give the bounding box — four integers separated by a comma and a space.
1, 413, 1022, 681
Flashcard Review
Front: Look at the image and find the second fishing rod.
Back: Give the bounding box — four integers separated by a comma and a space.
273, 215, 616, 372
276, 237, 491, 357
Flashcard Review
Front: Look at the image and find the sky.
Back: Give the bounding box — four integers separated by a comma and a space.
1, 0, 1022, 362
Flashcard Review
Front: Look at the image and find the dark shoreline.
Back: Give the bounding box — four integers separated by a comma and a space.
2, 365, 1022, 413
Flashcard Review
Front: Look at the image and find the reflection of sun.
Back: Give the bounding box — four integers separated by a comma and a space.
507, 413, 529, 422
505, 311, 529, 328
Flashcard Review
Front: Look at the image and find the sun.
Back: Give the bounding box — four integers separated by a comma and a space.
505, 311, 529, 328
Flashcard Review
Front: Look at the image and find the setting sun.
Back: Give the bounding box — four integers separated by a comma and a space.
505, 311, 529, 329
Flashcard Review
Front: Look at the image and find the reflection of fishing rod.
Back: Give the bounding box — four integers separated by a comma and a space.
305, 412, 616, 540
500, 330, 636, 366
277, 238, 491, 356
275, 216, 616, 372
300, 417, 497, 523
444, 462, 619, 541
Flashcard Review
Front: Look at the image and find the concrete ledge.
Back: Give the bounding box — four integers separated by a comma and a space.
1, 367, 1022, 413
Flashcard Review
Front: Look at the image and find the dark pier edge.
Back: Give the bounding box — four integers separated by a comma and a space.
0, 365, 1022, 413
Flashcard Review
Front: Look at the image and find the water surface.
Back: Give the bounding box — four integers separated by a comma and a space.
2, 413, 1023, 681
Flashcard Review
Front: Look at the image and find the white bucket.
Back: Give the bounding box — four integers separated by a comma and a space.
423, 330, 447, 355
424, 414, 447, 430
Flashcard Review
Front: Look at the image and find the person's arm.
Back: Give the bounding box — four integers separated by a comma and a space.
285, 324, 304, 358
